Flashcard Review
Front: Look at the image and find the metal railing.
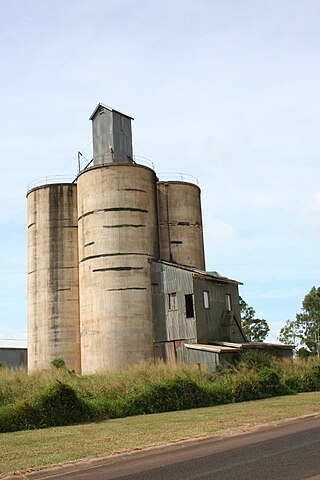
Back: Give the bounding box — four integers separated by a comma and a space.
27, 175, 77, 191
133, 155, 155, 169
157, 172, 199, 185
77, 152, 155, 171
27, 155, 199, 191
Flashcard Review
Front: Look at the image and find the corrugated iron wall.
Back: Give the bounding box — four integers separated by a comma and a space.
151, 262, 197, 344
194, 278, 244, 344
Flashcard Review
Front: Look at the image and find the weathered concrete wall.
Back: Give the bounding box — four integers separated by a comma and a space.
27, 184, 80, 372
157, 181, 205, 270
77, 164, 159, 373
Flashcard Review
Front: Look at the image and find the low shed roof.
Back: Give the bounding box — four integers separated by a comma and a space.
0, 339, 27, 349
185, 343, 242, 353
210, 340, 294, 350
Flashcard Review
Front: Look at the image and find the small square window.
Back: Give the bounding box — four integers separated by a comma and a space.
169, 292, 177, 310
225, 293, 232, 311
203, 290, 210, 309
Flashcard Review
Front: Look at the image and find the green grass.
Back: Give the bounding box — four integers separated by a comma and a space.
1, 392, 320, 477
2, 356, 320, 434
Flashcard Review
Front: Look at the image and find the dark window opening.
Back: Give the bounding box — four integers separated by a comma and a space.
185, 294, 194, 318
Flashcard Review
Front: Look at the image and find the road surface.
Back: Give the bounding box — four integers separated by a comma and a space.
6, 414, 320, 480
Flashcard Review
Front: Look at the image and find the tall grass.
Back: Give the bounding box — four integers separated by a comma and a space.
1, 356, 320, 433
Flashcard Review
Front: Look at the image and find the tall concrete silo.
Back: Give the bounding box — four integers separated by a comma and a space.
77, 105, 159, 374
157, 181, 205, 270
27, 184, 80, 372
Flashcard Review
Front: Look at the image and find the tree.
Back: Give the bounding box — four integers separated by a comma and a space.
278, 319, 301, 346
296, 286, 320, 357
278, 319, 302, 355
278, 286, 320, 357
239, 297, 270, 342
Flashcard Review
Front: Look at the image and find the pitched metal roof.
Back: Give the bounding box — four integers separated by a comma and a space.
89, 102, 134, 121
153, 259, 242, 285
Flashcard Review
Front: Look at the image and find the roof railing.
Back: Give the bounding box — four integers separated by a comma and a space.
158, 172, 199, 185
27, 175, 76, 191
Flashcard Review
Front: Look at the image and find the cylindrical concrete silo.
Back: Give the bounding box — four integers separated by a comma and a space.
157, 181, 205, 270
27, 184, 80, 372
77, 164, 159, 374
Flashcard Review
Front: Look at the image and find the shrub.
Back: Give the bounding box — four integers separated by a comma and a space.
122, 377, 213, 415
0, 382, 93, 432
239, 351, 273, 369
297, 364, 320, 392
230, 373, 262, 402
257, 368, 285, 396
284, 375, 305, 393
1, 359, 320, 433
206, 380, 233, 405
310, 364, 320, 390
51, 358, 66, 369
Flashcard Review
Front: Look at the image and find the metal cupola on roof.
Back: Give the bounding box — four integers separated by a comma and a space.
90, 103, 134, 165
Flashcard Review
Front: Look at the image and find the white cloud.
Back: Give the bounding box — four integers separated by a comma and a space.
203, 213, 239, 252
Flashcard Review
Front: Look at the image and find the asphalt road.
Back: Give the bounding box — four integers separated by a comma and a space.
7, 415, 320, 480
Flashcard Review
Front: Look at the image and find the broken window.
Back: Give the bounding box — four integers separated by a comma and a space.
185, 294, 194, 318
203, 290, 210, 309
168, 292, 177, 310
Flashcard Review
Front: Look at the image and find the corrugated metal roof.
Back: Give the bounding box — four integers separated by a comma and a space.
210, 340, 294, 350
89, 103, 134, 121
185, 343, 241, 353
0, 339, 27, 349
153, 260, 242, 285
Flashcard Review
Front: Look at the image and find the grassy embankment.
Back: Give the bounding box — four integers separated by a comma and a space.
1, 355, 320, 433
1, 392, 320, 475
1, 355, 320, 475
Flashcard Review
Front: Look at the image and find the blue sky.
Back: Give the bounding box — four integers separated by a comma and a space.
1, 0, 320, 343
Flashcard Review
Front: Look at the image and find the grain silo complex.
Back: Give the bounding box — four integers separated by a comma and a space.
27, 103, 292, 374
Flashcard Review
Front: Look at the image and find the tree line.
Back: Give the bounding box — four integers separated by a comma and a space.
278, 286, 320, 357
240, 286, 320, 357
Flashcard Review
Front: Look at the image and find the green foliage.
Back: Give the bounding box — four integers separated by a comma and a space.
279, 287, 320, 357
1, 359, 320, 433
257, 368, 283, 396
230, 372, 262, 402
51, 358, 66, 369
296, 347, 312, 358
123, 377, 213, 415
297, 287, 320, 356
0, 382, 93, 432
239, 297, 270, 342
278, 320, 300, 346
238, 350, 273, 369
206, 380, 233, 405
283, 375, 305, 393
